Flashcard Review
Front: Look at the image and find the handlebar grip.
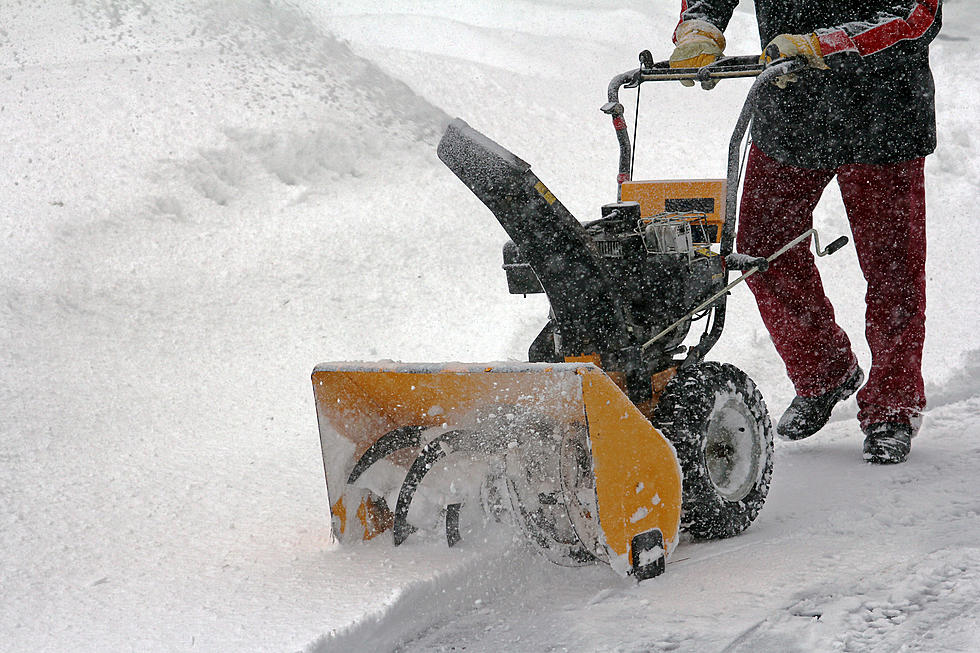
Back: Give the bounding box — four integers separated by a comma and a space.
823, 235, 849, 256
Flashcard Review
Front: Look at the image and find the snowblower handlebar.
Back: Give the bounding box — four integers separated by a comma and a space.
603, 55, 808, 255
637, 53, 770, 84
604, 54, 803, 103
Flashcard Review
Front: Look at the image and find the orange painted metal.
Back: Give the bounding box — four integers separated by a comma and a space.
620, 178, 726, 242
575, 366, 681, 564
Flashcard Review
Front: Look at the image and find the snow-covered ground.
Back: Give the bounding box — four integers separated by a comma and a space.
2, 1, 978, 651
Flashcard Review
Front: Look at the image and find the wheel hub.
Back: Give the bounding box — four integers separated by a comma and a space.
704, 394, 762, 502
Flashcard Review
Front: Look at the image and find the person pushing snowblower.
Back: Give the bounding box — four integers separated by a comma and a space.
310, 5, 934, 580
670, 0, 942, 464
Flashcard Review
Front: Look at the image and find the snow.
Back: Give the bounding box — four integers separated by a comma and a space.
2, 0, 979, 651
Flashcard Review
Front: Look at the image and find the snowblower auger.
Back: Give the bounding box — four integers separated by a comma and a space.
313, 361, 682, 577
313, 55, 835, 580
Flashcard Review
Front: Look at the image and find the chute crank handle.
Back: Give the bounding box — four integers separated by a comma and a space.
817, 235, 849, 257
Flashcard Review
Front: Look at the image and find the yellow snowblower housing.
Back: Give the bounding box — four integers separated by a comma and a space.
313, 361, 682, 578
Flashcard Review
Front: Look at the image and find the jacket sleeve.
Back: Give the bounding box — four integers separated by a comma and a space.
815, 0, 941, 58
674, 0, 740, 40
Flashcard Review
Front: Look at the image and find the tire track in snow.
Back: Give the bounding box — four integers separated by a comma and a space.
304, 542, 546, 653
719, 548, 980, 653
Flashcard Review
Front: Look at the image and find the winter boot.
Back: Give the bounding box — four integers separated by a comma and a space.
777, 366, 864, 441
862, 422, 913, 464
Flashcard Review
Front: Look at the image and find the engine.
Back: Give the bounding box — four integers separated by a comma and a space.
503, 201, 725, 357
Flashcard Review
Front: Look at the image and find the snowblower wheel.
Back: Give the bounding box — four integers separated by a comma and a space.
653, 362, 773, 540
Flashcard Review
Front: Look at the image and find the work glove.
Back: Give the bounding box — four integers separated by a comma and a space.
670, 20, 726, 88
760, 33, 829, 88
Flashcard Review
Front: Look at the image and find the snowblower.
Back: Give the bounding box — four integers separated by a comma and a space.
312, 54, 848, 580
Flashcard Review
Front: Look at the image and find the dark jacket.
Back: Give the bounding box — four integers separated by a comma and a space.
679, 1, 942, 168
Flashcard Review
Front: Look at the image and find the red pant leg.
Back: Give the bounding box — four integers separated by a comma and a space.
736, 145, 858, 396
837, 159, 927, 429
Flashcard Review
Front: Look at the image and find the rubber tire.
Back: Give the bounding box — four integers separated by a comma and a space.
653, 362, 773, 540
